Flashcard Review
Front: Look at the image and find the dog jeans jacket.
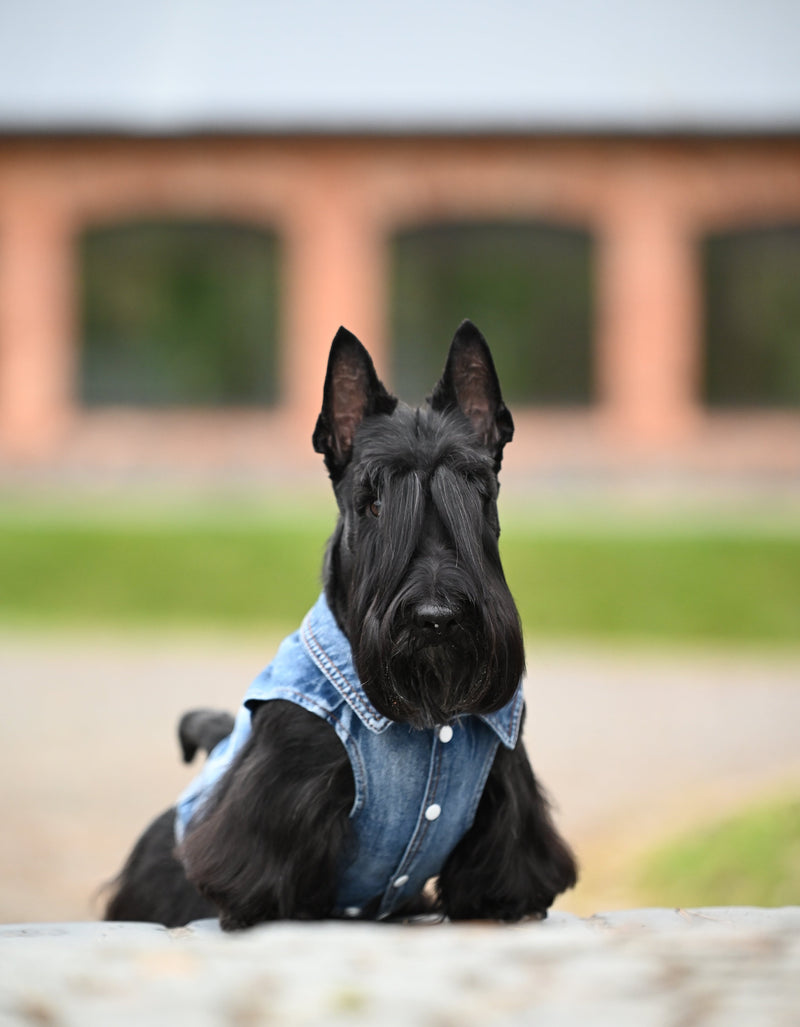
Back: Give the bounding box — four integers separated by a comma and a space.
175, 592, 524, 919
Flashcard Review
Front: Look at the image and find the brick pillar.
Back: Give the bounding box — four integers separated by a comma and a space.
281, 175, 387, 448
0, 191, 76, 459
596, 197, 701, 446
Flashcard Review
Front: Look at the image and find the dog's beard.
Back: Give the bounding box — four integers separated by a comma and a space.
353, 603, 524, 729
382, 632, 491, 729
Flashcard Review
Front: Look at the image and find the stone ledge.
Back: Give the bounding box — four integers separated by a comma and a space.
3, 905, 800, 939
1, 909, 798, 1026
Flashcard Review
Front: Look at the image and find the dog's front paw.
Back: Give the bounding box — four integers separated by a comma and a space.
440, 886, 554, 924
438, 819, 578, 923
218, 910, 256, 932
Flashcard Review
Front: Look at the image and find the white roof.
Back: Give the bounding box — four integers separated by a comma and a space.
1, 0, 799, 134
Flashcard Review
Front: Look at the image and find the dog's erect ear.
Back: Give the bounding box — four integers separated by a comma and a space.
430, 320, 514, 471
313, 326, 397, 477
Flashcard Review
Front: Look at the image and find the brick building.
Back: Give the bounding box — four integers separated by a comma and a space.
1, 1, 799, 476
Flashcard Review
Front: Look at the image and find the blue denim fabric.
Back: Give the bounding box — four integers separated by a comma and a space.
175, 593, 524, 919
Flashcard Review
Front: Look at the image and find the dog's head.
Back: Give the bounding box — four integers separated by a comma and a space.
313, 320, 524, 728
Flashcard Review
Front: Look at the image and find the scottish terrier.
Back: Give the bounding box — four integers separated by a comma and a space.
104, 320, 577, 929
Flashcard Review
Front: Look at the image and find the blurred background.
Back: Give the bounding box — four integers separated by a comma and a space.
0, 0, 798, 922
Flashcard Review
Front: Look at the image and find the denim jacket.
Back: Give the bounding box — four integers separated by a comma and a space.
175, 593, 524, 919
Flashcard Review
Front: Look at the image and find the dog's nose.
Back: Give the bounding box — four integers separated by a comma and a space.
413, 602, 460, 640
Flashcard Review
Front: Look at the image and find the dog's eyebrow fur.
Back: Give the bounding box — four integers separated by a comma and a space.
380, 469, 425, 582
354, 410, 499, 577
430, 464, 486, 574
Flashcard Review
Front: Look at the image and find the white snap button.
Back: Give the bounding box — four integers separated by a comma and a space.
438, 725, 454, 743
424, 803, 441, 821
343, 906, 361, 918
393, 875, 409, 888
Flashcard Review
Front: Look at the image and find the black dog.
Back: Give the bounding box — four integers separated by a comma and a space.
105, 321, 577, 929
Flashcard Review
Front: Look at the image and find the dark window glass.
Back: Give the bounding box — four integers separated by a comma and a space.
80, 221, 280, 406
390, 221, 594, 406
704, 225, 800, 407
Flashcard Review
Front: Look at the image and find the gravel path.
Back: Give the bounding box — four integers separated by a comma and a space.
1, 632, 799, 921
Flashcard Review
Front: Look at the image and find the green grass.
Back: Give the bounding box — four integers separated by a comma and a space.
1, 504, 799, 641
637, 795, 800, 907
502, 531, 800, 643
0, 519, 329, 632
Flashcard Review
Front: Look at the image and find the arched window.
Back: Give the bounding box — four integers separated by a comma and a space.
390, 221, 594, 406
80, 220, 280, 406
704, 225, 800, 407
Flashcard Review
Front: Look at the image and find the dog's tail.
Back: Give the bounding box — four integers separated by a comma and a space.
178, 709, 235, 763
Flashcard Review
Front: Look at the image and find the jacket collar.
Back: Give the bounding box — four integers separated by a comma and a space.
300, 593, 523, 748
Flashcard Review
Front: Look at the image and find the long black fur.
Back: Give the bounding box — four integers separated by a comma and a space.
104, 320, 577, 928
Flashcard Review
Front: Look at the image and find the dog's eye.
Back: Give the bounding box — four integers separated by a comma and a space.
369, 498, 382, 517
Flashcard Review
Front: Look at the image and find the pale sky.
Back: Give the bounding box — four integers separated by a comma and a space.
1, 0, 798, 131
